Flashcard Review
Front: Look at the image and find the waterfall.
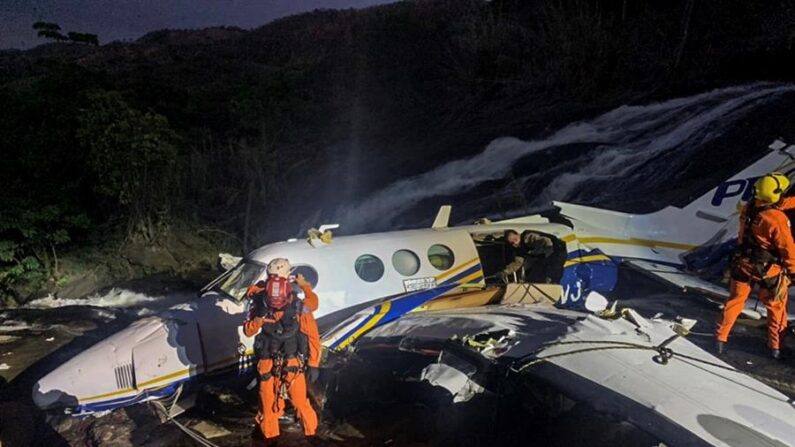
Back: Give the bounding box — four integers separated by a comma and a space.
334, 82, 795, 232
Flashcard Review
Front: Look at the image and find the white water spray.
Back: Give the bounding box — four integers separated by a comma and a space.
338, 83, 795, 231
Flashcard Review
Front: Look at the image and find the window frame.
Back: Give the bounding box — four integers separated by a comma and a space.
427, 244, 456, 271
354, 253, 386, 283
392, 249, 421, 277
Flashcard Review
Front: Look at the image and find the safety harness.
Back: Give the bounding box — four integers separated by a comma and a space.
247, 273, 318, 422
252, 296, 310, 380
732, 201, 783, 289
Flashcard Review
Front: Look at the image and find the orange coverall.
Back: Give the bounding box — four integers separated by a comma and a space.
243, 282, 321, 439
716, 199, 795, 350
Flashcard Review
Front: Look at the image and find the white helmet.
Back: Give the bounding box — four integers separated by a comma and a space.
267, 258, 292, 278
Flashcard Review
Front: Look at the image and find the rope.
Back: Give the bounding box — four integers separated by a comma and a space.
511, 339, 795, 396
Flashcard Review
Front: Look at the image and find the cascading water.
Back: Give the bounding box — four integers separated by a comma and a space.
336, 82, 795, 233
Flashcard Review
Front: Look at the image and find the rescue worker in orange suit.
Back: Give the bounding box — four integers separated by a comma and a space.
716, 172, 794, 359
243, 258, 321, 440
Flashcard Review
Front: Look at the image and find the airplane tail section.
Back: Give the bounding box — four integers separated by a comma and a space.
556, 139, 795, 248
675, 139, 795, 224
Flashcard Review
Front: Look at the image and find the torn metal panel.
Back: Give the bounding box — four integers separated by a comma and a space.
420, 353, 485, 403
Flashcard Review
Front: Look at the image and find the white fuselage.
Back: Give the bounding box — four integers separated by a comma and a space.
28, 218, 709, 414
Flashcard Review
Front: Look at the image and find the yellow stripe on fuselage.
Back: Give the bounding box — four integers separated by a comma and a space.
79, 367, 196, 403
77, 262, 482, 405
456, 270, 485, 285
560, 233, 694, 251
436, 257, 479, 281
79, 386, 137, 403
78, 348, 257, 404
560, 234, 693, 267
563, 254, 612, 267
575, 236, 695, 251
335, 301, 392, 351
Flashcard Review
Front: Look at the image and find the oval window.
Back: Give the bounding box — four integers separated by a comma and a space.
354, 254, 385, 282
428, 244, 455, 271
292, 265, 319, 288
392, 249, 420, 276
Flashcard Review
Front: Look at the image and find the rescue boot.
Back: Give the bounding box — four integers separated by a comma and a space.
715, 341, 726, 355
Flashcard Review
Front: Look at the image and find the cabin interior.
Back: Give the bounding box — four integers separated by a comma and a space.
472, 230, 567, 284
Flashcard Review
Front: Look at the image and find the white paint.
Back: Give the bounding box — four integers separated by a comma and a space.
420, 363, 485, 403
583, 291, 609, 313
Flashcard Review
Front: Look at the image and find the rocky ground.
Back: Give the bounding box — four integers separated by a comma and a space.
3, 221, 232, 311
1, 270, 794, 447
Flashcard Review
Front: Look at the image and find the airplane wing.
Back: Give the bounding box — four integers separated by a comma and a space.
623, 259, 729, 299
321, 284, 563, 351
321, 283, 463, 351
339, 303, 795, 446
624, 259, 795, 321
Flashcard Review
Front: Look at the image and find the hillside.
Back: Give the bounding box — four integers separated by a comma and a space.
2, 0, 795, 303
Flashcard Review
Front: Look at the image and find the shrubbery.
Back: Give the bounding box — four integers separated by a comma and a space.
0, 203, 89, 303
2, 0, 794, 302
77, 91, 179, 241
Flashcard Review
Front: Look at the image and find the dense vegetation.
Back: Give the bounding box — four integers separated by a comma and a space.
2, 0, 795, 303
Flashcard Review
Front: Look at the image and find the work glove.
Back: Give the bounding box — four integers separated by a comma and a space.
306, 366, 320, 384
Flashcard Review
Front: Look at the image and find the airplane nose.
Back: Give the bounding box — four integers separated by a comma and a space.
29, 317, 170, 413
31, 374, 78, 410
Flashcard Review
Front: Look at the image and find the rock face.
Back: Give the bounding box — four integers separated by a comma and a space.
89, 412, 135, 447
39, 225, 228, 303
124, 245, 180, 275
57, 265, 114, 300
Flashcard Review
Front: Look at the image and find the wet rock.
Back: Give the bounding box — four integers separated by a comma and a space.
0, 294, 19, 309
331, 422, 365, 439
192, 420, 232, 439
58, 265, 113, 299
203, 384, 245, 405
124, 244, 179, 275
0, 335, 20, 344
88, 410, 135, 446
218, 253, 242, 271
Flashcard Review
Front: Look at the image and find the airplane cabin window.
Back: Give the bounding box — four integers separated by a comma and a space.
218, 262, 266, 300
292, 265, 319, 288
355, 254, 385, 282
392, 249, 420, 276
427, 244, 455, 270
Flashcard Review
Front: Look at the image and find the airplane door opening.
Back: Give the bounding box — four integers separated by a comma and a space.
473, 230, 566, 284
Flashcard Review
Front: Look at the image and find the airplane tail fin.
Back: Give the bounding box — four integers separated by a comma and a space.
556, 139, 795, 248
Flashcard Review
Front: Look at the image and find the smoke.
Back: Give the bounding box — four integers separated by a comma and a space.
337, 82, 795, 231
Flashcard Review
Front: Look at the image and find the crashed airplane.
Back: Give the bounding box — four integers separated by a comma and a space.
31, 140, 795, 445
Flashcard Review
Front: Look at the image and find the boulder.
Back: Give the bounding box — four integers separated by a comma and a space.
123, 244, 179, 274
58, 265, 113, 300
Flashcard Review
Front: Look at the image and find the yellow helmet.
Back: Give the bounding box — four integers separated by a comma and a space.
754, 172, 790, 203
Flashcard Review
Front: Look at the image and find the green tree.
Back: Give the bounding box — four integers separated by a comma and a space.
32, 21, 67, 41
77, 91, 179, 242
67, 32, 99, 46
0, 202, 89, 303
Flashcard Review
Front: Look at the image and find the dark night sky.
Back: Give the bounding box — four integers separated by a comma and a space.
0, 0, 396, 49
